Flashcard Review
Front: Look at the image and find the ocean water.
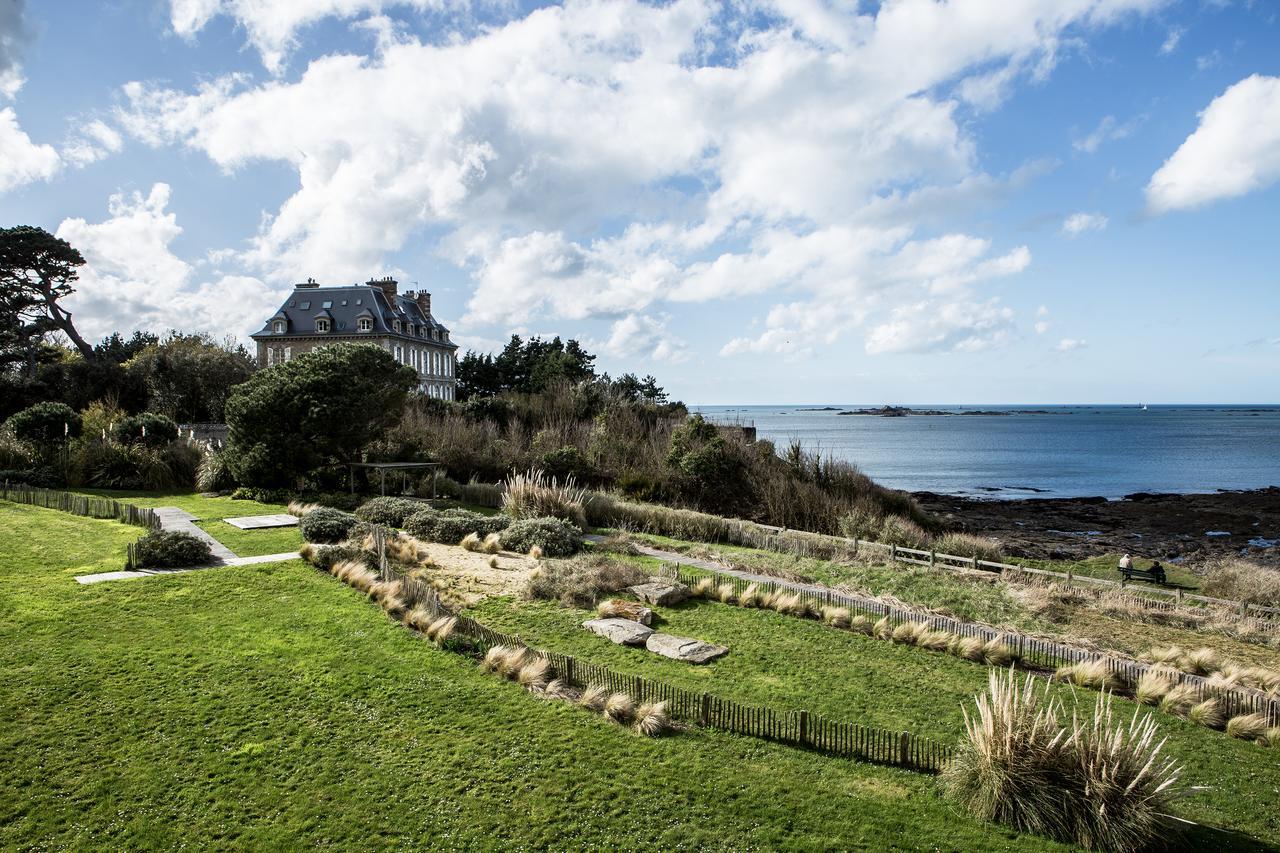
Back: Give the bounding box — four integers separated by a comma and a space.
689, 405, 1280, 499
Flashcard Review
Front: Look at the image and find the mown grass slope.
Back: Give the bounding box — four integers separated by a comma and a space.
1, 501, 1080, 850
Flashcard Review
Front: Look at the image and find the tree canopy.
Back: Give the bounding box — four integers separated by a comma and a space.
224, 343, 418, 488
126, 332, 256, 423
0, 226, 95, 368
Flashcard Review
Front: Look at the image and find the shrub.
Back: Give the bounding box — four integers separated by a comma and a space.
299, 507, 359, 543
524, 554, 647, 608
84, 441, 200, 491
942, 670, 1183, 852
230, 486, 291, 503
0, 467, 63, 488
501, 516, 583, 557
132, 530, 213, 568
502, 468, 588, 529
878, 515, 931, 549
300, 542, 367, 572
404, 507, 511, 544
111, 413, 178, 447
354, 496, 426, 527
5, 402, 81, 449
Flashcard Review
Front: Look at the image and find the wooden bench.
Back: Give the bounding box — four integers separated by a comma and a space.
1120, 565, 1167, 585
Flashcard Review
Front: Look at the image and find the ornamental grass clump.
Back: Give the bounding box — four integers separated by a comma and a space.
934, 532, 1003, 563
517, 657, 552, 692
891, 621, 927, 645
942, 670, 1185, 851
1179, 647, 1220, 677
953, 636, 986, 662
502, 468, 589, 530
460, 532, 482, 552
981, 640, 1017, 667
738, 583, 763, 608
603, 692, 635, 723
1055, 659, 1124, 691
918, 629, 954, 652
425, 616, 457, 647
1135, 670, 1177, 706
524, 555, 647, 609
482, 644, 515, 673
1225, 713, 1269, 743
1158, 684, 1199, 717
849, 614, 873, 635
691, 577, 716, 599
634, 701, 671, 737
287, 500, 322, 518
716, 583, 737, 604
579, 683, 609, 713
821, 606, 852, 629
1187, 698, 1224, 729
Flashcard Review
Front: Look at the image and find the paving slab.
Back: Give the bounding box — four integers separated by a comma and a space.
645, 632, 729, 664
75, 552, 300, 584
153, 505, 237, 561
223, 514, 299, 530
582, 617, 654, 646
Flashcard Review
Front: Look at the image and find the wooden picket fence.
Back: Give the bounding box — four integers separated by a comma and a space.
362, 527, 952, 773
665, 562, 1280, 726
0, 482, 159, 531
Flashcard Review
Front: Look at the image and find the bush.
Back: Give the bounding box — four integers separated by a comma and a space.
82, 441, 200, 491
354, 496, 427, 527
111, 413, 179, 447
934, 532, 1003, 563
942, 670, 1184, 851
299, 542, 369, 572
299, 507, 359, 543
404, 507, 511, 544
502, 468, 588, 529
0, 467, 64, 488
525, 554, 647, 607
5, 401, 81, 447
230, 486, 291, 503
501, 516, 583, 557
877, 515, 931, 549
133, 530, 213, 568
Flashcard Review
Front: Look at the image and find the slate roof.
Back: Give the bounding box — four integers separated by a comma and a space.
251, 282, 455, 348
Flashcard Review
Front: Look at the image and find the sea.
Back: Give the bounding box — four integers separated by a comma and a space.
689, 405, 1280, 500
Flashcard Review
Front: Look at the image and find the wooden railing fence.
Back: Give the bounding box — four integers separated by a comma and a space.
1, 483, 159, 530
664, 562, 1280, 726
363, 526, 952, 773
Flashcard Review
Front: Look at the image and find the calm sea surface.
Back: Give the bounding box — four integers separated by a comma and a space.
689, 405, 1280, 499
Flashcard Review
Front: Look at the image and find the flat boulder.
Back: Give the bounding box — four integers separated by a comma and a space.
645, 632, 729, 664
627, 581, 688, 606
582, 618, 654, 646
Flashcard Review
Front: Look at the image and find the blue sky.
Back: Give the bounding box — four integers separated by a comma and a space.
1, 0, 1278, 404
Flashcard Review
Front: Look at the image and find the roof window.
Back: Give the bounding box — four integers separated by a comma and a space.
322, 300, 333, 309
299, 301, 311, 310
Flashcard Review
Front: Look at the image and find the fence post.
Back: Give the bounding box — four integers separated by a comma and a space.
798, 709, 809, 746
899, 731, 910, 767
565, 656, 575, 686
700, 693, 710, 727
929, 550, 935, 567
1176, 588, 1183, 606
890, 544, 897, 563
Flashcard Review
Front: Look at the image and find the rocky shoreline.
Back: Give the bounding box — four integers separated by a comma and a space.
914, 487, 1280, 563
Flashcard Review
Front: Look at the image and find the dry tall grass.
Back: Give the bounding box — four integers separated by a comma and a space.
1055, 659, 1125, 691
1225, 712, 1269, 742
502, 468, 588, 529
604, 692, 635, 722
943, 670, 1185, 851
1200, 557, 1280, 607
634, 701, 671, 736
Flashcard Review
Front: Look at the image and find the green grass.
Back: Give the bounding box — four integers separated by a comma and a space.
196, 520, 304, 557
0, 501, 1091, 851
469, 592, 1280, 847
74, 487, 290, 519
1021, 552, 1204, 591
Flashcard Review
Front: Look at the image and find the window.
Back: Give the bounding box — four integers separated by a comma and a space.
393, 320, 401, 333
299, 301, 310, 309
284, 346, 292, 361
341, 300, 348, 306
322, 300, 333, 309
316, 318, 330, 333
288, 300, 296, 307
357, 317, 373, 332
355, 298, 362, 305
272, 320, 285, 334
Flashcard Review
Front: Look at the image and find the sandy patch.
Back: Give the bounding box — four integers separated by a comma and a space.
409, 541, 539, 605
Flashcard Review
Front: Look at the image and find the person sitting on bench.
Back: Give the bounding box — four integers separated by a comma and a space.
1148, 560, 1167, 584
1118, 554, 1133, 572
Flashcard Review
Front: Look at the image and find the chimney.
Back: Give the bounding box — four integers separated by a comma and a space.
368, 275, 397, 301
416, 290, 431, 318
296, 277, 319, 289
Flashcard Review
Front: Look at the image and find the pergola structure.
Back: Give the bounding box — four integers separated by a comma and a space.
346, 461, 444, 497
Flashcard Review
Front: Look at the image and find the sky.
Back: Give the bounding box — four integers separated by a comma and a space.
1, 0, 1278, 405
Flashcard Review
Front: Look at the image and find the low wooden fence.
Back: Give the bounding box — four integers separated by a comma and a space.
0, 482, 159, 530
665, 563, 1280, 726
364, 527, 951, 773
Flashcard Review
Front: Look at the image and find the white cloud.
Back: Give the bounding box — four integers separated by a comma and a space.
1061, 211, 1108, 235
0, 107, 60, 191
1195, 50, 1221, 72
1037, 304, 1049, 316
61, 120, 124, 168
1073, 113, 1142, 152
0, 0, 27, 99
55, 184, 286, 343
1034, 321, 1050, 334
1056, 337, 1087, 351
600, 314, 689, 363
865, 299, 1017, 355
1159, 26, 1183, 55
1147, 74, 1280, 213
123, 0, 1165, 356
168, 0, 466, 74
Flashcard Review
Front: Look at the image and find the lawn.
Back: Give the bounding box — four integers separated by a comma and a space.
469, 592, 1280, 846
196, 519, 303, 557
0, 501, 1088, 850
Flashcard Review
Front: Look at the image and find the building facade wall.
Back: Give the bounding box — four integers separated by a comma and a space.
256, 334, 457, 400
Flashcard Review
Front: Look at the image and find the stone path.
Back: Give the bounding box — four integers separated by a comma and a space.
224, 513, 298, 530
74, 506, 298, 584
154, 507, 237, 562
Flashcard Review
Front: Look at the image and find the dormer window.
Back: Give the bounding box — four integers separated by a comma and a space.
316, 318, 331, 333
357, 318, 373, 332
272, 320, 286, 334
393, 320, 402, 333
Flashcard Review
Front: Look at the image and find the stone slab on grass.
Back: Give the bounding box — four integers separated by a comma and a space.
627, 581, 688, 607
223, 514, 299, 530
583, 618, 654, 646
645, 633, 729, 664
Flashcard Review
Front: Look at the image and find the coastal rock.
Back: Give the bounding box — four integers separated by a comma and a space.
645, 633, 729, 664
627, 581, 688, 606
583, 618, 654, 646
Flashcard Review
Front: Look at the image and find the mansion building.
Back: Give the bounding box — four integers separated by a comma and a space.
251, 277, 458, 400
